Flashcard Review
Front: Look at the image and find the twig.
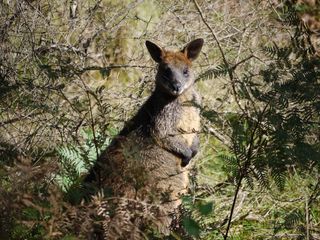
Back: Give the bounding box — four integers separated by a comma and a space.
308, 176, 320, 206
224, 175, 243, 239
78, 76, 100, 162
206, 126, 231, 147
226, 102, 270, 239
79, 64, 153, 74
306, 195, 310, 240
0, 112, 42, 127
192, 0, 228, 70
192, 0, 245, 114
231, 55, 257, 71
191, 1, 247, 239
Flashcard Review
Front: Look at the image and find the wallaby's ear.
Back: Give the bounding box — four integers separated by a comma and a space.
182, 38, 204, 61
146, 41, 163, 63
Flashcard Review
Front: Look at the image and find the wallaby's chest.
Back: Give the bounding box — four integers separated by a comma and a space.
153, 100, 181, 132
176, 89, 200, 129
176, 89, 201, 145
150, 88, 201, 144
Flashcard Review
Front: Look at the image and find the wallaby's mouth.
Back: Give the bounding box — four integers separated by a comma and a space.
171, 88, 184, 96
168, 86, 184, 96
170, 82, 183, 96
157, 81, 184, 96
169, 80, 193, 96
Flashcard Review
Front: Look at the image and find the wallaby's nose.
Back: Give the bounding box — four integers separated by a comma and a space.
172, 82, 181, 92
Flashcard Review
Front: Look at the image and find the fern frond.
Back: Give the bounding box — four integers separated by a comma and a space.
284, 209, 304, 228
262, 44, 292, 60
197, 63, 229, 81
271, 169, 287, 191
56, 129, 113, 192
58, 146, 85, 175
218, 153, 237, 167
250, 165, 269, 190
282, 7, 301, 26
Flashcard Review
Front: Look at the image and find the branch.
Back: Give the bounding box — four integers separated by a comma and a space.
0, 112, 43, 127
223, 174, 243, 240
77, 64, 153, 75
224, 102, 270, 239
192, 0, 245, 114
78, 75, 100, 162
35, 43, 87, 56
192, 0, 229, 70
206, 126, 231, 147
306, 195, 310, 240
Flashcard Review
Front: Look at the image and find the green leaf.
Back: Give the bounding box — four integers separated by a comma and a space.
202, 109, 219, 122
22, 207, 40, 220
198, 201, 213, 216
182, 217, 201, 237
284, 209, 304, 228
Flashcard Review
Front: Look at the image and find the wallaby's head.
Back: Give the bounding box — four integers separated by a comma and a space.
146, 39, 204, 96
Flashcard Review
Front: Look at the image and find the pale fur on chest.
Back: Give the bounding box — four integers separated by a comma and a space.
176, 87, 201, 145
152, 87, 200, 144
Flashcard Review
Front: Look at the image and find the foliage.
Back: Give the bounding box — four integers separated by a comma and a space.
1, 0, 320, 239
55, 129, 113, 193
183, 4, 320, 240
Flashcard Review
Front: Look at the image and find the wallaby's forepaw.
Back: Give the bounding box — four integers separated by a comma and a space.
180, 148, 193, 167
181, 155, 192, 167
190, 136, 200, 157
181, 136, 200, 167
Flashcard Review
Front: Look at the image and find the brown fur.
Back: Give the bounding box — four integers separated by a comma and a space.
162, 51, 192, 66
86, 39, 203, 239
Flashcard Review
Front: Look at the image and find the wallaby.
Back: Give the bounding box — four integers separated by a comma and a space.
86, 38, 203, 239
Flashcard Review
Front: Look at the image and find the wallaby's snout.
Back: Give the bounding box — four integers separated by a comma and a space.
146, 39, 204, 97
168, 72, 187, 96
172, 82, 181, 94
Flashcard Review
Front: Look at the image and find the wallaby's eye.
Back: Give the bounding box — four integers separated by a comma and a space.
183, 67, 189, 77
